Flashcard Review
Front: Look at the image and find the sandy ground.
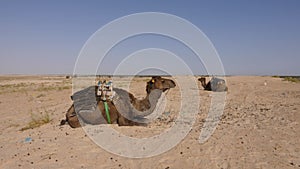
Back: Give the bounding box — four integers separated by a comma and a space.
0, 75, 299, 169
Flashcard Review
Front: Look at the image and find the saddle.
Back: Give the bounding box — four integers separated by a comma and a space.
96, 80, 115, 101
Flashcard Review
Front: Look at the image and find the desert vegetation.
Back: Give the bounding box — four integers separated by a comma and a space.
20, 111, 52, 131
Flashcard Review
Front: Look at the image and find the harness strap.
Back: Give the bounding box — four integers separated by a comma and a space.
103, 101, 111, 124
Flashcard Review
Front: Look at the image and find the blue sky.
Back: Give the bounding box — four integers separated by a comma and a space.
0, 0, 299, 75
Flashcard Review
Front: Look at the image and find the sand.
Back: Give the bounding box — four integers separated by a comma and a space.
0, 75, 299, 169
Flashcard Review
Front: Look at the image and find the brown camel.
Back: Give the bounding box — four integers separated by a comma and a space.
198, 76, 228, 92
61, 76, 176, 128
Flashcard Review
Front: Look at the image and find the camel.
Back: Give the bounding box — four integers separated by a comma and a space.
60, 76, 176, 128
198, 76, 228, 92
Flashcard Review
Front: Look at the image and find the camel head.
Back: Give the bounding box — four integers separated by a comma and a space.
198, 77, 207, 89
146, 76, 176, 93
198, 77, 206, 83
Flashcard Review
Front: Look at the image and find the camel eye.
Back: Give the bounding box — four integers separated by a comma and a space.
161, 80, 165, 83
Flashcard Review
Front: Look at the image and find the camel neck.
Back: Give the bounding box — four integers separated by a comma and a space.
133, 89, 162, 112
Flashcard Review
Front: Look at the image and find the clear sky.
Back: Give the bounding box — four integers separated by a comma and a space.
0, 0, 299, 75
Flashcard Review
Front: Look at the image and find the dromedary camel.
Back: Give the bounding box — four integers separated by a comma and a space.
61, 76, 176, 128
198, 76, 228, 92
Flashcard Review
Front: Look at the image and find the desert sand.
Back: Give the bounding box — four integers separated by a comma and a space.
0, 75, 299, 169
